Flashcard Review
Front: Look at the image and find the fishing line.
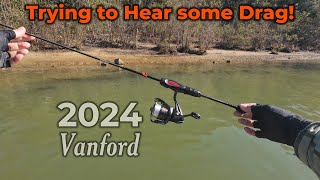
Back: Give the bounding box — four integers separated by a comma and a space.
0, 23, 245, 124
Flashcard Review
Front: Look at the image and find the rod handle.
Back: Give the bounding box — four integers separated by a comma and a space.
160, 79, 202, 97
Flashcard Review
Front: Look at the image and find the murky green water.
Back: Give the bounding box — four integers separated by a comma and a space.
0, 63, 319, 180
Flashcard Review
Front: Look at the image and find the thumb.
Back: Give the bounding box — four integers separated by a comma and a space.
234, 103, 256, 118
13, 27, 26, 39
239, 103, 256, 113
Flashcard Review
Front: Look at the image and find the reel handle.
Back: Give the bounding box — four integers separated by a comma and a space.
184, 112, 201, 119
160, 79, 202, 97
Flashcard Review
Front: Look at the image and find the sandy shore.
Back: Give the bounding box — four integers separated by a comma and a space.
15, 46, 320, 69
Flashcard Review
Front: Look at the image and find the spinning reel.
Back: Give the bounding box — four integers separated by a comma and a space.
150, 79, 202, 125
150, 93, 201, 124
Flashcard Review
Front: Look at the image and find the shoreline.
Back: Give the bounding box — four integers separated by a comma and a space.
16, 47, 320, 69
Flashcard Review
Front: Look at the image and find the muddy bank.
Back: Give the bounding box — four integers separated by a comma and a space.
13, 47, 320, 70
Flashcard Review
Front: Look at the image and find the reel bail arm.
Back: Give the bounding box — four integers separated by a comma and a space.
173, 92, 201, 120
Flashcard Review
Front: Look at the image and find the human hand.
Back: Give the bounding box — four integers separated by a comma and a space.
234, 103, 312, 146
0, 27, 35, 67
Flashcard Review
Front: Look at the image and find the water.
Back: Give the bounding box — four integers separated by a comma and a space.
0, 63, 319, 180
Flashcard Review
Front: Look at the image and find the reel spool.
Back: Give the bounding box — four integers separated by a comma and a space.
150, 92, 201, 125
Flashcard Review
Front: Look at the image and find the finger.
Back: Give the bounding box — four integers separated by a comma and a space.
10, 35, 35, 42
13, 27, 26, 39
10, 54, 24, 65
12, 27, 35, 41
255, 131, 265, 138
8, 51, 17, 58
8, 42, 31, 51
252, 121, 261, 129
238, 118, 255, 127
233, 103, 257, 118
234, 111, 253, 118
21, 34, 35, 41
239, 103, 256, 113
244, 127, 256, 137
16, 49, 29, 55
8, 49, 29, 61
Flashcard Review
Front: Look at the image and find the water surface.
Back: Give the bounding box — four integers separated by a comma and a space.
0, 63, 319, 180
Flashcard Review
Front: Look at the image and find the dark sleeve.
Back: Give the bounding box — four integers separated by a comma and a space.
0, 30, 16, 68
294, 122, 320, 178
0, 51, 11, 68
0, 30, 16, 51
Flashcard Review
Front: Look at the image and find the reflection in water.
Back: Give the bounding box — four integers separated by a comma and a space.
0, 63, 319, 180
289, 104, 320, 119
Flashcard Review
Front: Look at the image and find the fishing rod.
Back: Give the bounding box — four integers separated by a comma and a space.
0, 23, 245, 124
